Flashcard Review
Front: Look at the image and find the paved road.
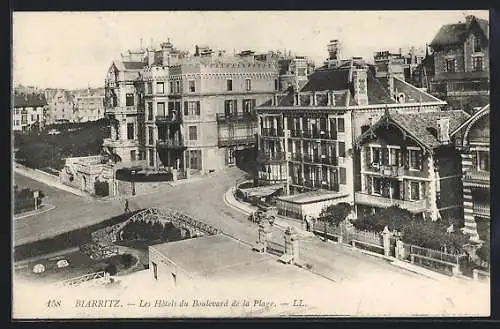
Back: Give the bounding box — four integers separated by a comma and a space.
14, 173, 125, 245
14, 168, 489, 315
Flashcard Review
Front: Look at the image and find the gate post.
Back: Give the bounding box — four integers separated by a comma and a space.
382, 226, 392, 257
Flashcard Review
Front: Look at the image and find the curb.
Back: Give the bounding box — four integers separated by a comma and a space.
14, 204, 56, 220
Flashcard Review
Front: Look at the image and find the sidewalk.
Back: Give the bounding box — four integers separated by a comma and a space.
14, 164, 91, 199
14, 204, 56, 220
223, 187, 314, 237
223, 186, 460, 283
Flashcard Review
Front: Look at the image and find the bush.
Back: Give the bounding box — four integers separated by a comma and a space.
476, 238, 490, 264
353, 206, 468, 253
14, 187, 44, 214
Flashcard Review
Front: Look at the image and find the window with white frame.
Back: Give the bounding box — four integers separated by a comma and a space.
245, 79, 251, 91
477, 150, 489, 171
446, 58, 456, 73
156, 82, 165, 94
409, 181, 420, 201
389, 147, 401, 166
472, 56, 483, 72
185, 101, 200, 116
170, 81, 174, 93
472, 34, 481, 53
371, 146, 381, 165
408, 149, 422, 170
175, 81, 180, 93
189, 80, 195, 92
148, 127, 154, 145
372, 177, 382, 195
146, 82, 152, 94
188, 126, 198, 140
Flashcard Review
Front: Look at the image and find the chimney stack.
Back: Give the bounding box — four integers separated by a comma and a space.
147, 48, 155, 66
437, 118, 450, 144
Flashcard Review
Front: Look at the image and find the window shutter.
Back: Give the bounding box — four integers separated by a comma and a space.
224, 100, 230, 115
399, 181, 405, 200
366, 176, 372, 193
403, 148, 409, 169
233, 100, 238, 113
417, 151, 423, 171
184, 102, 189, 116
339, 167, 346, 185
196, 101, 200, 116
365, 147, 370, 166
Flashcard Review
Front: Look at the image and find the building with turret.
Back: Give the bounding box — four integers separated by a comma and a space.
103, 39, 314, 180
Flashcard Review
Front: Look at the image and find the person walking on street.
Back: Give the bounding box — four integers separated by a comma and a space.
124, 199, 130, 213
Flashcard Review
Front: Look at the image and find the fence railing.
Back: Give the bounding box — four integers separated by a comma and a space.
408, 244, 464, 265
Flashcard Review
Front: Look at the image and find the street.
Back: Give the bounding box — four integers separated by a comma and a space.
13, 168, 490, 315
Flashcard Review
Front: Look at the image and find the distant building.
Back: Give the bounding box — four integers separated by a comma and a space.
450, 104, 489, 242
255, 41, 447, 220
73, 88, 105, 122
373, 47, 426, 82
354, 109, 470, 221
44, 89, 75, 124
12, 91, 47, 132
428, 15, 489, 113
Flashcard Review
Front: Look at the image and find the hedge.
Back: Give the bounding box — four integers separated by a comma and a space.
352, 206, 469, 254
115, 169, 173, 182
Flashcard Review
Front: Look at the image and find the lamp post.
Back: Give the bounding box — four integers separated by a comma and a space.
33, 190, 39, 210
131, 170, 136, 196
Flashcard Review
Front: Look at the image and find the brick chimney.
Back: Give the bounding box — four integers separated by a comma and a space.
147, 48, 155, 66
437, 117, 450, 144
352, 68, 368, 106
161, 42, 171, 66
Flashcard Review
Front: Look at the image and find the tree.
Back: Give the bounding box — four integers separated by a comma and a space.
318, 202, 351, 241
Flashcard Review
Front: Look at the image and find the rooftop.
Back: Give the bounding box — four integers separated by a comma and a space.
356, 109, 471, 150
149, 234, 319, 282
13, 93, 47, 108
430, 15, 489, 50
277, 190, 349, 205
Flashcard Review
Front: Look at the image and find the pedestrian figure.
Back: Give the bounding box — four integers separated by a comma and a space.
124, 199, 130, 213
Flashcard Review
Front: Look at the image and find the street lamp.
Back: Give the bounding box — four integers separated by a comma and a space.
130, 170, 136, 196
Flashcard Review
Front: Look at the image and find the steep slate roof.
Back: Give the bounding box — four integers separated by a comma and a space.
122, 61, 146, 70
301, 67, 350, 92
366, 74, 397, 105
357, 110, 471, 150
430, 16, 489, 49
450, 104, 489, 137
393, 77, 442, 103
13, 93, 47, 108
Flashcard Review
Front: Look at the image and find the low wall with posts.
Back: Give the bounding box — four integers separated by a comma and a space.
313, 221, 467, 277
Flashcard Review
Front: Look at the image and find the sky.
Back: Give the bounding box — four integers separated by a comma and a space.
12, 10, 489, 90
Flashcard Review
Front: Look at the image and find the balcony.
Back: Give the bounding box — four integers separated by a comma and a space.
256, 151, 286, 165
290, 129, 337, 140
102, 138, 139, 148
261, 128, 283, 138
367, 164, 404, 178
257, 171, 288, 183
473, 203, 490, 217
218, 136, 256, 148
156, 139, 186, 150
303, 155, 321, 164
216, 112, 256, 124
105, 105, 141, 115
355, 192, 427, 214
155, 114, 182, 125
290, 153, 303, 162
464, 170, 490, 187
321, 156, 338, 166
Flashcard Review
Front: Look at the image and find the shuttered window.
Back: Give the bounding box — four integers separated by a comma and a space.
339, 167, 346, 185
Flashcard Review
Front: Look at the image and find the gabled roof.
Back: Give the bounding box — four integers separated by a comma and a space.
13, 93, 47, 108
430, 16, 489, 49
393, 76, 444, 103
450, 104, 489, 137
356, 109, 470, 150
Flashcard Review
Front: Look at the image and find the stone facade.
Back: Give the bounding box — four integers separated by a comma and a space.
59, 155, 114, 195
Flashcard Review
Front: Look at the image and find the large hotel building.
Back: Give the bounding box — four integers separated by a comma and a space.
254, 40, 465, 221
103, 40, 313, 177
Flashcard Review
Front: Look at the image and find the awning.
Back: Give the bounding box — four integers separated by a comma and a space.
240, 185, 284, 198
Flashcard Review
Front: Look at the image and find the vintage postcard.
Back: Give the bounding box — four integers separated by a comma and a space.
12, 10, 491, 319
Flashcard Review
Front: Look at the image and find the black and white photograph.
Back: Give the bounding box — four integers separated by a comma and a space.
11, 10, 491, 318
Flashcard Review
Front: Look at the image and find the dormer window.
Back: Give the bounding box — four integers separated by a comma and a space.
472, 34, 481, 53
